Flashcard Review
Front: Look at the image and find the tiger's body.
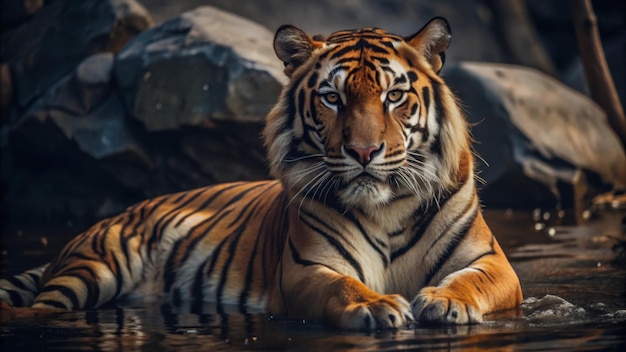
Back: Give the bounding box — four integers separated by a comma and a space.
0, 18, 522, 329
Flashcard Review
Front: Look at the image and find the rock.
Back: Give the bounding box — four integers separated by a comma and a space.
5, 52, 152, 223
1, 6, 274, 232
115, 6, 286, 131
521, 295, 586, 322
1, 0, 44, 29
1, 0, 153, 122
444, 62, 626, 208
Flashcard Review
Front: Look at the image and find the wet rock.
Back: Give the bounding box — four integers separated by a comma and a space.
614, 310, 626, 320
114, 6, 285, 131
1, 0, 153, 122
522, 295, 586, 322
445, 62, 626, 208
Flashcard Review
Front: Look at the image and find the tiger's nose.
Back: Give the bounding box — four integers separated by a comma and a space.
345, 144, 382, 166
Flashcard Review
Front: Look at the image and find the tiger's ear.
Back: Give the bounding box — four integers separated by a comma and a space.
274, 25, 323, 77
405, 17, 451, 74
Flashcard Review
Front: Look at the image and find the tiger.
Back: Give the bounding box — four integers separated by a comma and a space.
0, 17, 523, 330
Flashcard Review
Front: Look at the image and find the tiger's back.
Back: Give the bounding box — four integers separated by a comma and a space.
2, 181, 288, 312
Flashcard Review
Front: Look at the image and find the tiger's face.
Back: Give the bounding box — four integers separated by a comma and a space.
264, 19, 468, 212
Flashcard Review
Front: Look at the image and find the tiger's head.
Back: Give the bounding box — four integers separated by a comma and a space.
263, 18, 471, 212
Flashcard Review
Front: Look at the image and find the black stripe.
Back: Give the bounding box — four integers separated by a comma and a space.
111, 254, 124, 300
473, 267, 496, 285
300, 211, 365, 282
164, 183, 268, 293
239, 188, 280, 310
288, 238, 338, 274
394, 75, 407, 85
118, 213, 137, 276
430, 81, 444, 155
142, 195, 172, 220
217, 195, 265, 312
421, 87, 431, 143
35, 299, 68, 309
344, 212, 388, 267
173, 184, 240, 228
26, 272, 41, 284
163, 209, 233, 293
152, 188, 210, 243
307, 72, 318, 88
59, 270, 100, 308
465, 237, 497, 268
390, 193, 453, 261
6, 276, 30, 291
6, 289, 24, 307
283, 75, 306, 134
422, 209, 478, 287
39, 284, 80, 309
191, 256, 211, 313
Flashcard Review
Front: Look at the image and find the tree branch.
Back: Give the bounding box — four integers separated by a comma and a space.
571, 0, 626, 150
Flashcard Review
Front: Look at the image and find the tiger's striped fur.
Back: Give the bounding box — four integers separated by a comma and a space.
0, 18, 522, 329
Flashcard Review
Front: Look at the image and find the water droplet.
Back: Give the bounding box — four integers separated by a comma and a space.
557, 210, 565, 218
156, 103, 162, 110
596, 262, 602, 267
252, 336, 257, 341
244, 338, 249, 345
505, 208, 513, 216
532, 208, 541, 221
547, 227, 556, 237
143, 71, 152, 80
534, 222, 546, 231
542, 212, 551, 221
202, 84, 209, 91
582, 210, 591, 220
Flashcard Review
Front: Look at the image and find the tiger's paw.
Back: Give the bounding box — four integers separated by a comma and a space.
338, 294, 414, 330
411, 287, 483, 325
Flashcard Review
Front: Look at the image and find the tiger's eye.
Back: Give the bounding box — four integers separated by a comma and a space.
324, 92, 340, 105
387, 90, 403, 103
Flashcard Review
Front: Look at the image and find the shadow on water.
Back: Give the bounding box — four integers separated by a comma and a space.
1, 208, 625, 351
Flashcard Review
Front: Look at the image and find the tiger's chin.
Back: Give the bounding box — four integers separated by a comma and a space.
338, 177, 393, 211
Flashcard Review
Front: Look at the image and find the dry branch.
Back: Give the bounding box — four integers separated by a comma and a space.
571, 0, 626, 150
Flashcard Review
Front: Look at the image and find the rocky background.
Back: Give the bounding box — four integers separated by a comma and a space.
1, 0, 625, 239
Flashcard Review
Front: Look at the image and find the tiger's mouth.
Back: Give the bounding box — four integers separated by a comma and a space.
338, 173, 394, 209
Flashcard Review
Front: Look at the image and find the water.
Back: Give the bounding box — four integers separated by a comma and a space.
1, 208, 625, 351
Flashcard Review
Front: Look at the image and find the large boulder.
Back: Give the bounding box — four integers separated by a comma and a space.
1, 0, 153, 123
1, 6, 280, 234
444, 62, 626, 208
115, 6, 286, 131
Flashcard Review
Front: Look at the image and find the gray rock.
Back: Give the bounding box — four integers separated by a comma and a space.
1, 0, 153, 120
445, 62, 626, 208
115, 6, 285, 131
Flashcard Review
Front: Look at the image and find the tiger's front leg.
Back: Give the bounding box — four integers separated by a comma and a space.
411, 226, 523, 324
271, 239, 413, 330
